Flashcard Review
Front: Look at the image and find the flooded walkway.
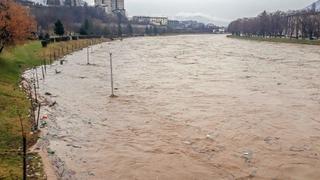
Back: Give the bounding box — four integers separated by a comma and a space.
33, 35, 320, 179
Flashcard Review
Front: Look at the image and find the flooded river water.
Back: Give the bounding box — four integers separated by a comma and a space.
30, 35, 320, 179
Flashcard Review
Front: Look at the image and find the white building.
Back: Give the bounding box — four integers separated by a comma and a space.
132, 16, 168, 26
150, 17, 168, 26
213, 27, 225, 34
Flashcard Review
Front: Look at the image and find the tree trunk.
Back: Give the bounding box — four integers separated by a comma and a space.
309, 31, 313, 40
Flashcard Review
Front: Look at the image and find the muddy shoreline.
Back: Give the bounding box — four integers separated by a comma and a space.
24, 35, 320, 179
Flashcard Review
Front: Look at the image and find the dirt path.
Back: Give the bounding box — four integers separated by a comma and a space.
28, 35, 320, 179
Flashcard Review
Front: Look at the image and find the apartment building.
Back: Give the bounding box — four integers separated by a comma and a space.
95, 0, 125, 14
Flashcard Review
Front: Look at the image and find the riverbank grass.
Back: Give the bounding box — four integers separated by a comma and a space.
227, 35, 320, 46
0, 41, 42, 179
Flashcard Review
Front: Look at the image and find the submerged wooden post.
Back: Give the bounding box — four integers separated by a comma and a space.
33, 81, 37, 103
109, 53, 115, 97
41, 65, 45, 80
22, 135, 27, 180
49, 52, 52, 64
28, 84, 35, 123
43, 59, 47, 74
36, 104, 41, 130
87, 47, 90, 65
53, 51, 56, 61
91, 40, 93, 53
34, 68, 39, 89
32, 68, 38, 103
18, 112, 27, 180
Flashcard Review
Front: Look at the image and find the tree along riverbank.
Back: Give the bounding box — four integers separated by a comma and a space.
0, 38, 107, 179
227, 35, 320, 46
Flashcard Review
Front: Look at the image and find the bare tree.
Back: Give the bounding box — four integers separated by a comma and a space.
228, 9, 320, 40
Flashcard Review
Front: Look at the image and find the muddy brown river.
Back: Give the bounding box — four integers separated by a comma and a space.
29, 35, 320, 179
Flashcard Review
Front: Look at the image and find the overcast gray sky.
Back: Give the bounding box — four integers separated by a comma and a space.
85, 0, 317, 25
122, 0, 316, 25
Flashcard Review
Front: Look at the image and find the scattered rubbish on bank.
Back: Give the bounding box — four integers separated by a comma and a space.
41, 115, 48, 120
40, 121, 47, 128
49, 101, 57, 107
47, 149, 55, 155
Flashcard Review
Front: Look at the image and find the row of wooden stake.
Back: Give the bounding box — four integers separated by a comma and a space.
20, 39, 106, 179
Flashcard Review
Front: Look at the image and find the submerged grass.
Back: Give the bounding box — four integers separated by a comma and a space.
227, 35, 320, 46
0, 39, 106, 179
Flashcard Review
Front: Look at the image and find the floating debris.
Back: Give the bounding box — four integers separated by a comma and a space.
67, 144, 82, 149
183, 141, 192, 145
49, 101, 57, 107
242, 150, 253, 163
45, 92, 52, 96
